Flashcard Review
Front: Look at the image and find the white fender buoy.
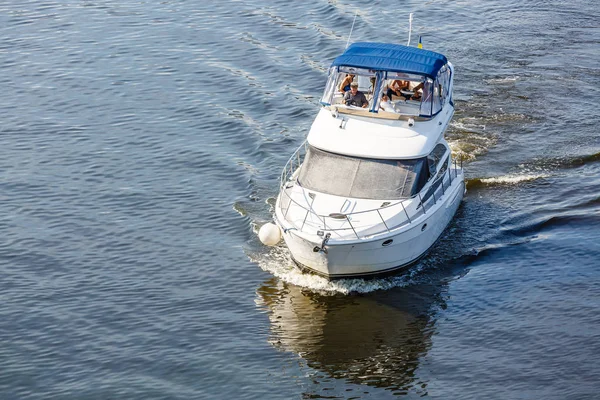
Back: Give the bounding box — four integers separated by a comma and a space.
259, 223, 282, 246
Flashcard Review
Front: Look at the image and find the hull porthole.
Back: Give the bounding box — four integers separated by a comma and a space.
421, 224, 427, 232
382, 239, 393, 246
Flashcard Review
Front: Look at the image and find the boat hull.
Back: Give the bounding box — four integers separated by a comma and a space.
278, 179, 465, 279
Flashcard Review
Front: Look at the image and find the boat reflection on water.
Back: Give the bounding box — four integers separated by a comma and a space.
256, 278, 447, 393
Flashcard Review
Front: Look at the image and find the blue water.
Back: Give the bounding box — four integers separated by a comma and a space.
1, 0, 599, 398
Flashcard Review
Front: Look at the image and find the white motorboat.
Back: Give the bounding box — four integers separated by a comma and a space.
260, 42, 465, 279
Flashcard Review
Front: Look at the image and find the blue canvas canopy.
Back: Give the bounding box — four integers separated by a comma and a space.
331, 42, 448, 79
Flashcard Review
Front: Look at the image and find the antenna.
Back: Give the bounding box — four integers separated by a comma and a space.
346, 11, 358, 49
407, 13, 413, 46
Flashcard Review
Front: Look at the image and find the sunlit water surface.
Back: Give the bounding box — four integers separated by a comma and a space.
1, 0, 599, 398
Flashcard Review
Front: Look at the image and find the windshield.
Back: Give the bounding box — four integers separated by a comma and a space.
298, 146, 429, 199
321, 67, 442, 117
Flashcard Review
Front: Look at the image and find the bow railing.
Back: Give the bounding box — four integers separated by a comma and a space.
280, 141, 308, 188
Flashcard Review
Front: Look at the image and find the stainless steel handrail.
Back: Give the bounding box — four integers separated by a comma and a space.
280, 141, 308, 188
277, 142, 464, 239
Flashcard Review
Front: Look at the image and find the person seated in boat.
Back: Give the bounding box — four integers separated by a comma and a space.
379, 93, 396, 113
338, 74, 355, 93
344, 82, 369, 108
386, 79, 410, 100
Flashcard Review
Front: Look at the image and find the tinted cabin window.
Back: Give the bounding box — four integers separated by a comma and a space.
427, 143, 448, 174
298, 146, 428, 199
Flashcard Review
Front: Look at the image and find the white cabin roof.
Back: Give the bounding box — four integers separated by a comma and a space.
306, 106, 454, 159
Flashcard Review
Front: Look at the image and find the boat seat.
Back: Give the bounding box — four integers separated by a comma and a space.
332, 92, 344, 105
391, 100, 420, 116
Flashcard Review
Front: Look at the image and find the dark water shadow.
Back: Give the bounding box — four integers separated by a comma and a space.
256, 275, 448, 396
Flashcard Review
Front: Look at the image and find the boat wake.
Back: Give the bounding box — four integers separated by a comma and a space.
467, 173, 549, 189
485, 75, 521, 83
465, 150, 600, 190
534, 151, 600, 170
248, 245, 422, 295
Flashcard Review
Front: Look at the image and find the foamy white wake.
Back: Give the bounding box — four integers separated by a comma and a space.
486, 75, 520, 83
478, 173, 548, 185
249, 244, 421, 295
450, 121, 486, 132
